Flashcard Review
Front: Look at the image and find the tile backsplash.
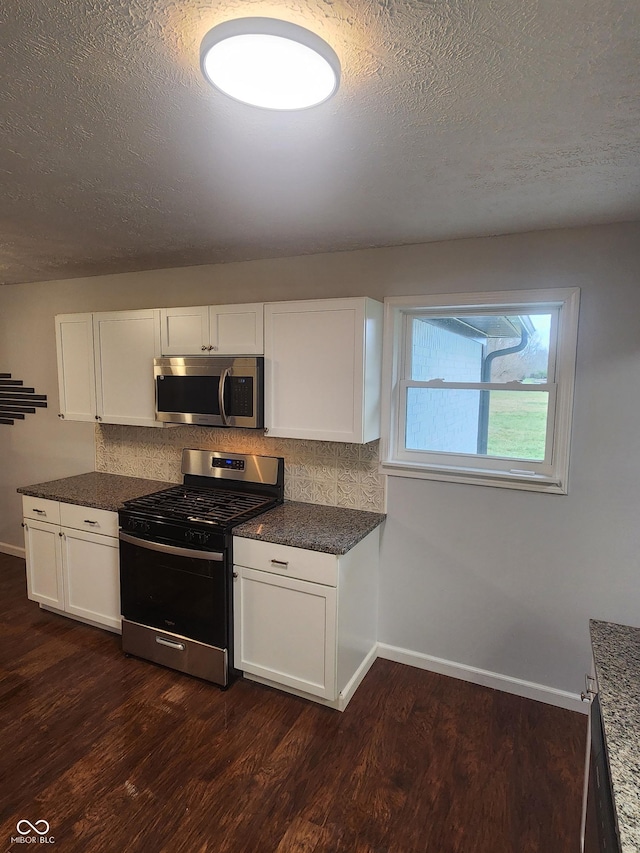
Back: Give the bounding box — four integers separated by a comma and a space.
95, 425, 385, 513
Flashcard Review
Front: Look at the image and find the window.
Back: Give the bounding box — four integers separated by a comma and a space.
381, 288, 580, 493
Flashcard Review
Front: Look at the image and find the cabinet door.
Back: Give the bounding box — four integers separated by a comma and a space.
93, 309, 161, 426
264, 298, 382, 442
234, 566, 337, 700
61, 527, 121, 631
55, 314, 96, 421
209, 304, 264, 354
23, 519, 64, 608
160, 306, 210, 355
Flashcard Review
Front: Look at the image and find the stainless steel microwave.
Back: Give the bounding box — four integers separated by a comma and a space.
154, 356, 263, 428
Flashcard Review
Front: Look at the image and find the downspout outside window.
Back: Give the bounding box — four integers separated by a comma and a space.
477, 326, 530, 456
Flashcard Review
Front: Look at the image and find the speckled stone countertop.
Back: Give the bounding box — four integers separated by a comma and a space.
590, 619, 640, 853
233, 500, 385, 555
17, 472, 172, 512
18, 474, 385, 554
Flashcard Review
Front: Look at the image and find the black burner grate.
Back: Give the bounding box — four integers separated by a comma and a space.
124, 486, 274, 525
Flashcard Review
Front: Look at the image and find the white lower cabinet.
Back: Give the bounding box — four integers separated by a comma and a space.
24, 518, 64, 610
60, 527, 120, 630
233, 529, 379, 710
22, 496, 121, 633
236, 567, 337, 700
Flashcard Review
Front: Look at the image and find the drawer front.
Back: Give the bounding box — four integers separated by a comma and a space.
60, 502, 119, 537
233, 537, 337, 586
22, 496, 61, 525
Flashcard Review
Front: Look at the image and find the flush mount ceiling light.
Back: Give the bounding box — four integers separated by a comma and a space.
200, 17, 340, 110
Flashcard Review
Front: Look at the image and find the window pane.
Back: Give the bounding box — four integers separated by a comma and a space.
486, 390, 548, 460
406, 388, 549, 460
406, 388, 481, 453
410, 314, 552, 383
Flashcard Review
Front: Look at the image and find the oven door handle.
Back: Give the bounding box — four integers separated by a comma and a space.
119, 531, 224, 562
218, 367, 231, 427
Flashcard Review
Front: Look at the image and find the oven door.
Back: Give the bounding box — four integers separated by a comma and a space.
119, 532, 228, 648
154, 356, 263, 428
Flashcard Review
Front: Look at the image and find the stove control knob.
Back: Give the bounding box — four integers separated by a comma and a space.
185, 530, 194, 542
140, 521, 150, 534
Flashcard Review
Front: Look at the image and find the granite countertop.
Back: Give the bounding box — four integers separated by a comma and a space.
589, 619, 640, 853
233, 500, 385, 555
18, 473, 385, 554
17, 471, 173, 512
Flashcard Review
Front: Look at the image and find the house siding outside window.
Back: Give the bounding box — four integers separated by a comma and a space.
408, 319, 482, 454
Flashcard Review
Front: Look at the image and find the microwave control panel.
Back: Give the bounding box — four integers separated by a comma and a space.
229, 377, 254, 417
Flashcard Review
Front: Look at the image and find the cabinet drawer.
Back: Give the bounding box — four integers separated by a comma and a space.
233, 537, 337, 586
60, 503, 119, 537
22, 496, 61, 525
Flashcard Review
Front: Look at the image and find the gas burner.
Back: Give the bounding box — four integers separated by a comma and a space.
124, 485, 276, 527
121, 449, 284, 534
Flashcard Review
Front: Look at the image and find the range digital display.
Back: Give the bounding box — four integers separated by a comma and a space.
212, 457, 245, 471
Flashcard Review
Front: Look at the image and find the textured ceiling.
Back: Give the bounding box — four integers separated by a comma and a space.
1, 0, 638, 286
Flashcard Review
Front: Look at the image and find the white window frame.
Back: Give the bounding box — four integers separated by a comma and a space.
380, 287, 580, 494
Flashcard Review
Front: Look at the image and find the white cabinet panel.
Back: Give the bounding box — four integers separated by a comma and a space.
55, 313, 96, 422
210, 303, 264, 354
23, 518, 64, 609
61, 528, 121, 630
93, 309, 161, 426
59, 503, 118, 538
235, 567, 337, 700
160, 306, 209, 355
233, 537, 337, 586
55, 308, 162, 426
264, 297, 383, 443
160, 303, 264, 355
22, 495, 61, 525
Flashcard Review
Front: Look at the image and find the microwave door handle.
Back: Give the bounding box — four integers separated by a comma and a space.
218, 367, 230, 426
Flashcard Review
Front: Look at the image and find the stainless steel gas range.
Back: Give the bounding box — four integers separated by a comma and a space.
118, 449, 284, 687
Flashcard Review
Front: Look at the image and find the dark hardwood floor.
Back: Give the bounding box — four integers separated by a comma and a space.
0, 552, 586, 852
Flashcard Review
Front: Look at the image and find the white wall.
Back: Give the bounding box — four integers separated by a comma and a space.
1, 221, 639, 703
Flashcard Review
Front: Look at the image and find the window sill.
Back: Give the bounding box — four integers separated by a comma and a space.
380, 460, 567, 494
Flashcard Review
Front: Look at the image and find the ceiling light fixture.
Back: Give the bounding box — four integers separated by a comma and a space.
200, 18, 340, 111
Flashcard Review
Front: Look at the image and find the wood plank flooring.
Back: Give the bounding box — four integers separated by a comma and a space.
0, 552, 586, 852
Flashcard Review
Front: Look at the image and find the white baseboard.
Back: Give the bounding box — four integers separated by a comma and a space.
0, 542, 25, 559
339, 643, 378, 711
377, 642, 586, 714
243, 644, 378, 712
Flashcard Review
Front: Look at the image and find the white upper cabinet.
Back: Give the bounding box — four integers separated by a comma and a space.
93, 309, 161, 426
55, 308, 161, 426
160, 303, 264, 355
159, 306, 209, 354
210, 304, 264, 354
55, 314, 97, 422
264, 297, 383, 443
